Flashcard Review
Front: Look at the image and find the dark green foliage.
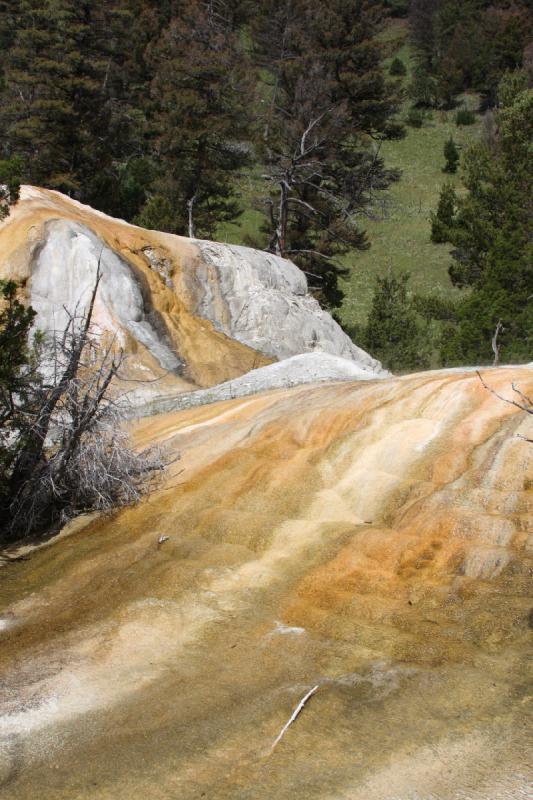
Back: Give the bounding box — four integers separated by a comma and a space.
0, 155, 23, 219
405, 106, 426, 128
455, 109, 476, 126
413, 292, 457, 322
0, 280, 36, 502
0, 0, 146, 204
363, 271, 430, 372
408, 65, 437, 108
409, 0, 532, 108
497, 69, 529, 108
383, 0, 409, 17
249, 0, 402, 308
429, 84, 533, 365
135, 0, 254, 238
389, 57, 407, 77
430, 183, 458, 243
442, 137, 460, 173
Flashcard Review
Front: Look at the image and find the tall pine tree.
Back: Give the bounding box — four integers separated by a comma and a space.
136, 0, 253, 238
0, 0, 145, 205
437, 83, 533, 364
251, 0, 402, 308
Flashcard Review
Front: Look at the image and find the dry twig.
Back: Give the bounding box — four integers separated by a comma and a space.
269, 684, 320, 754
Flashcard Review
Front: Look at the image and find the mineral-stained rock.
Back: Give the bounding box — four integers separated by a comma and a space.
32, 219, 182, 372
139, 351, 383, 416
191, 240, 384, 371
0, 187, 387, 406
0, 366, 532, 798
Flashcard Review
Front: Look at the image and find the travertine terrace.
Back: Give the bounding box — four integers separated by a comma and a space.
0, 187, 385, 408
1, 367, 532, 798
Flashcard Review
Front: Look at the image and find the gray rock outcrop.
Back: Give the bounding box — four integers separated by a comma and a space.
189, 241, 387, 375
139, 352, 382, 416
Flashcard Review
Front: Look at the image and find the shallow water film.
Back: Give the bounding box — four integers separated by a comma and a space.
1, 369, 532, 799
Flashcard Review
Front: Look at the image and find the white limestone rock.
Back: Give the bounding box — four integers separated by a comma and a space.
30, 219, 182, 372
140, 352, 382, 416
190, 241, 388, 376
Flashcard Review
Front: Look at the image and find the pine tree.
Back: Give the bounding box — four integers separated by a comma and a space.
389, 57, 407, 77
409, 1, 532, 109
0, 156, 23, 219
442, 137, 459, 173
364, 272, 429, 371
0, 0, 86, 192
0, 280, 36, 503
430, 182, 457, 243
0, 1, 145, 204
135, 0, 253, 239
409, 0, 440, 72
438, 84, 533, 364
252, 0, 402, 308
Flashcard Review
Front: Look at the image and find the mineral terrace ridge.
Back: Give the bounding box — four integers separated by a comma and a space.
0, 188, 532, 800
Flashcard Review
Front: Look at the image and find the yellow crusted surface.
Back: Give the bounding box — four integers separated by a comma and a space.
1, 367, 532, 798
0, 187, 271, 390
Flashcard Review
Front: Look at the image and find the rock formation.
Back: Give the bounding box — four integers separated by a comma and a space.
1, 366, 532, 798
0, 187, 386, 408
1, 188, 532, 799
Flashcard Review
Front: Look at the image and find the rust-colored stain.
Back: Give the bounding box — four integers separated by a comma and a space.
0, 368, 532, 798
0, 186, 271, 390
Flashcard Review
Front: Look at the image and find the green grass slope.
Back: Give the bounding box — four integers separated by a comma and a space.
338, 31, 482, 329
217, 23, 482, 332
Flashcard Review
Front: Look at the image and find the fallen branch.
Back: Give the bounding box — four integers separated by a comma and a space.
477, 371, 533, 443
270, 684, 319, 754
477, 371, 533, 415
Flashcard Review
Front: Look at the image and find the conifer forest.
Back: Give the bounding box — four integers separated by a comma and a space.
0, 0, 532, 367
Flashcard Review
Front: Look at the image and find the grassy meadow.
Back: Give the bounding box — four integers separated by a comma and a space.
217, 23, 483, 330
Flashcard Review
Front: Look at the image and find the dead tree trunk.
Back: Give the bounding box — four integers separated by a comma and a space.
492, 319, 503, 366
187, 194, 197, 239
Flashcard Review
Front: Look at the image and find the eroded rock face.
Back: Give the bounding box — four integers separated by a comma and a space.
0, 367, 532, 799
0, 187, 387, 401
32, 219, 182, 372
191, 241, 384, 372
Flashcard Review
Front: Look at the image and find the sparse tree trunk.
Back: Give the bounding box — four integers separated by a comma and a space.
187, 194, 197, 238
276, 179, 290, 257
492, 319, 503, 367
9, 271, 102, 495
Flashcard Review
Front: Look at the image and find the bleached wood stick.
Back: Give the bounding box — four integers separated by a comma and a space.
270, 684, 320, 753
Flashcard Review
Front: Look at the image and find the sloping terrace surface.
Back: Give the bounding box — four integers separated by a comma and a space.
1, 367, 532, 799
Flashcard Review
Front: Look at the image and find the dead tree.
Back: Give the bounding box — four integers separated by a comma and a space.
491, 320, 504, 367
2, 270, 170, 544
477, 370, 533, 443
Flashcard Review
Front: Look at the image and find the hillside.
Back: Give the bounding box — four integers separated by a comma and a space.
217, 25, 483, 330
0, 3, 531, 798
1, 366, 532, 798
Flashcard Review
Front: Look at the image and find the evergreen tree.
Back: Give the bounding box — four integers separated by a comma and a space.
0, 280, 36, 502
364, 271, 429, 371
0, 1, 145, 205
430, 182, 457, 243
389, 57, 407, 77
409, 0, 441, 72
252, 0, 402, 308
409, 1, 532, 109
442, 136, 459, 173
0, 0, 85, 193
0, 156, 23, 219
408, 64, 438, 108
434, 84, 533, 364
135, 0, 253, 238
